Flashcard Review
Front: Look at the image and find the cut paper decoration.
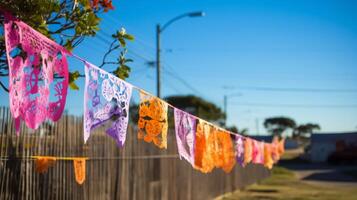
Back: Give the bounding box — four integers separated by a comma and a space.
84, 63, 133, 147
137, 91, 168, 149
205, 127, 218, 171
252, 140, 265, 164
73, 158, 86, 185
174, 108, 196, 166
194, 125, 236, 173
243, 138, 253, 166
194, 120, 215, 173
214, 130, 236, 173
233, 134, 245, 166
271, 137, 280, 163
278, 138, 285, 156
4, 13, 69, 133
35, 156, 56, 173
264, 143, 274, 169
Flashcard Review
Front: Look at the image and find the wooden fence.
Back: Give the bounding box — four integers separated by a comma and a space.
0, 107, 270, 200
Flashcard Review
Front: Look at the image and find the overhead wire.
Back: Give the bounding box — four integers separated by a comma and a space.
162, 76, 183, 93
162, 67, 203, 95
95, 32, 154, 63
230, 102, 357, 108
98, 29, 155, 61
103, 13, 156, 50
95, 27, 205, 96
73, 54, 253, 139
226, 86, 357, 93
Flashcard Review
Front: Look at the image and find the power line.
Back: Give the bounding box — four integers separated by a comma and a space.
162, 76, 183, 94
97, 28, 156, 62
95, 28, 206, 98
231, 86, 357, 93
162, 67, 203, 95
95, 32, 154, 63
230, 102, 357, 108
102, 14, 157, 50
127, 67, 150, 80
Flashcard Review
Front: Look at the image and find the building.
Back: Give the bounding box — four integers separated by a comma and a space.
308, 132, 357, 163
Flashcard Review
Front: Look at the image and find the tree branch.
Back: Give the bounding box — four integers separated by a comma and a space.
0, 80, 9, 92
99, 39, 120, 68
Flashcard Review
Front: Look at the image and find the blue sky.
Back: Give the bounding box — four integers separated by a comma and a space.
1, 0, 357, 134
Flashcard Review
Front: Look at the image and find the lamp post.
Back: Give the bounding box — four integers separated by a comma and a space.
156, 11, 205, 98
224, 93, 242, 126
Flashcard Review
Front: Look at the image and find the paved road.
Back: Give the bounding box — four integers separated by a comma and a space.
281, 163, 357, 187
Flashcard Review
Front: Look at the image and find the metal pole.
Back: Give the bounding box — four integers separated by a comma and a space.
224, 95, 227, 126
155, 26, 162, 181
156, 24, 161, 98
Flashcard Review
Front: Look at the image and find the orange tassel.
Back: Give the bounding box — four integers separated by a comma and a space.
35, 156, 56, 173
73, 158, 86, 185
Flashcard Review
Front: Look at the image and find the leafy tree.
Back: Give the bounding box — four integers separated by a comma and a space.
226, 126, 248, 136
263, 116, 296, 137
0, 0, 134, 91
293, 123, 320, 138
238, 128, 249, 136
226, 126, 238, 133
165, 95, 226, 125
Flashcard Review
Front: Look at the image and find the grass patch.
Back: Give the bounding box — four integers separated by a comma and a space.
217, 167, 357, 200
280, 149, 302, 160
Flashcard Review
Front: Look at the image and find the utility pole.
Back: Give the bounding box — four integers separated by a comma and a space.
256, 118, 260, 135
156, 24, 161, 98
223, 93, 242, 127
155, 12, 204, 98
224, 95, 227, 126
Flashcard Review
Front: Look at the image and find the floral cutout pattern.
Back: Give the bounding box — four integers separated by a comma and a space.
264, 143, 274, 169
214, 130, 236, 173
278, 138, 285, 156
271, 136, 280, 163
137, 91, 168, 149
252, 140, 265, 164
174, 108, 196, 166
194, 123, 236, 173
4, 13, 69, 133
194, 120, 215, 173
84, 63, 132, 147
243, 138, 253, 166
234, 134, 245, 166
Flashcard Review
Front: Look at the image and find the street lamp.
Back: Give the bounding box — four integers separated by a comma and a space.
224, 93, 242, 126
156, 11, 205, 97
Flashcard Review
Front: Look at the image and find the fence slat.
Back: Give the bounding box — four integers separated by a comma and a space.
0, 107, 271, 200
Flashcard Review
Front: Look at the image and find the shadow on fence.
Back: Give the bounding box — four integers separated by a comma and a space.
0, 106, 270, 200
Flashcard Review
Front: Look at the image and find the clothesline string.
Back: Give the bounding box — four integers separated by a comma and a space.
0, 154, 180, 161
72, 54, 258, 142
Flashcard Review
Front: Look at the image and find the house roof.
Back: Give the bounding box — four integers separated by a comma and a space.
311, 132, 357, 143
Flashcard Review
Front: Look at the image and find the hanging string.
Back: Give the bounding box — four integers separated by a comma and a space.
0, 154, 179, 161
71, 54, 258, 142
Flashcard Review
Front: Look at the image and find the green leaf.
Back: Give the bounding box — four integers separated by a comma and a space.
118, 38, 126, 47
69, 71, 81, 90
78, 0, 90, 9
75, 25, 82, 35
123, 34, 135, 41
52, 2, 61, 12
69, 82, 80, 90
64, 40, 74, 52
113, 65, 131, 80
125, 58, 134, 63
